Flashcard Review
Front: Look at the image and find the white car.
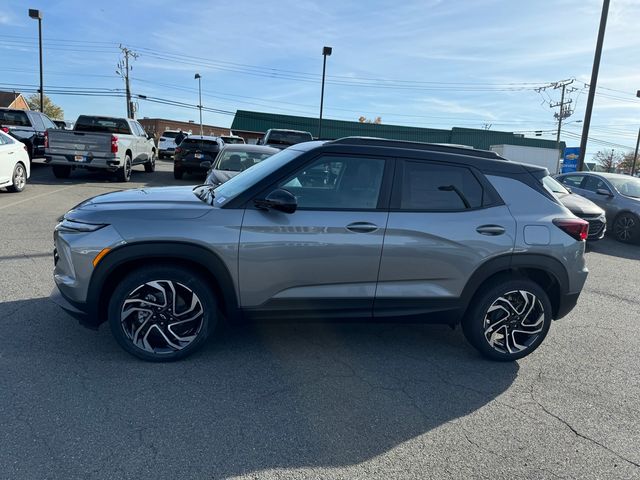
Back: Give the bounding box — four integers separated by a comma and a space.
158, 130, 183, 159
0, 130, 30, 192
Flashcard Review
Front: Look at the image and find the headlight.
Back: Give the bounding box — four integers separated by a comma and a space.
56, 218, 108, 233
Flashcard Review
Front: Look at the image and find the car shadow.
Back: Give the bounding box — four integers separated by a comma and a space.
0, 296, 519, 478
586, 236, 640, 260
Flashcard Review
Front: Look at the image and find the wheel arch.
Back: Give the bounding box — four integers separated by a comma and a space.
88, 242, 238, 326
460, 254, 569, 320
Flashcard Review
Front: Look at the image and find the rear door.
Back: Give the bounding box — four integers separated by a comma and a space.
0, 134, 16, 184
375, 158, 516, 319
238, 153, 392, 318
130, 121, 147, 163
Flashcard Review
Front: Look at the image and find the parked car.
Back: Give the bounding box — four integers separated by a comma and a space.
220, 135, 245, 145
542, 176, 606, 240
173, 135, 224, 179
45, 115, 157, 182
0, 107, 58, 161
258, 129, 313, 149
158, 130, 182, 159
556, 172, 640, 243
0, 129, 30, 192
53, 120, 74, 130
51, 137, 588, 362
205, 144, 279, 185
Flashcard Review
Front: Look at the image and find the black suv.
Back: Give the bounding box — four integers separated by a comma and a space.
0, 108, 58, 160
173, 135, 224, 179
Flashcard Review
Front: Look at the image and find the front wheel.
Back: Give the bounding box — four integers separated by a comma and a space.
116, 155, 132, 182
7, 163, 27, 192
613, 213, 639, 244
462, 279, 552, 361
108, 265, 217, 361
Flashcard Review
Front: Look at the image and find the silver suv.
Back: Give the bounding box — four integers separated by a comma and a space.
51, 138, 589, 362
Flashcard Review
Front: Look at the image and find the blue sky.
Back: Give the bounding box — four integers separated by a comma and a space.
1, 0, 638, 157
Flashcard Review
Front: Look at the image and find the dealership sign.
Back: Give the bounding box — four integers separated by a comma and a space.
562, 147, 580, 173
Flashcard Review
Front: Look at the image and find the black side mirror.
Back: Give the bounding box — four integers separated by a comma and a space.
254, 188, 297, 214
200, 161, 212, 169
596, 188, 613, 197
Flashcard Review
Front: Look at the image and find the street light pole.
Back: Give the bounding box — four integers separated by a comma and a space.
318, 46, 332, 140
28, 9, 43, 112
194, 73, 203, 136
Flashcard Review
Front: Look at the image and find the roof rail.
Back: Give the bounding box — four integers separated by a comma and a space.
329, 136, 506, 160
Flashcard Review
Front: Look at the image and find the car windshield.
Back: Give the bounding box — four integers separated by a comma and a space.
0, 110, 30, 126
221, 136, 244, 144
214, 149, 275, 172
181, 139, 219, 151
266, 131, 312, 145
162, 132, 180, 139
542, 176, 570, 196
607, 176, 640, 198
209, 148, 302, 206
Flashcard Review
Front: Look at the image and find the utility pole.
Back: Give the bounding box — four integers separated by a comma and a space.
631, 90, 640, 177
578, 0, 610, 171
117, 45, 138, 119
536, 79, 577, 173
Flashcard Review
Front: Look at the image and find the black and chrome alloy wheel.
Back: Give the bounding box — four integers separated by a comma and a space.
483, 290, 544, 354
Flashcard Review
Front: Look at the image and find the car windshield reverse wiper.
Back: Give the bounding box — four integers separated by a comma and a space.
192, 184, 216, 205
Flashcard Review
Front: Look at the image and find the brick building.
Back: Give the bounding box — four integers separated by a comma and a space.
138, 117, 233, 141
0, 91, 30, 110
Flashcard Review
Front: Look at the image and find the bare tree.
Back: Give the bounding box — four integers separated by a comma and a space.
593, 149, 623, 172
358, 116, 382, 124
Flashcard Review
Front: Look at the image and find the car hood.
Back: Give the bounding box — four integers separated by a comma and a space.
556, 192, 604, 216
65, 186, 213, 223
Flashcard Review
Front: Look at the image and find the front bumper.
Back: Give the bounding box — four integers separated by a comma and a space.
50, 287, 98, 329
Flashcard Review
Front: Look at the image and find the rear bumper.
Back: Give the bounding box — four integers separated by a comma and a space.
45, 154, 119, 170
50, 287, 98, 329
174, 159, 212, 171
555, 292, 581, 320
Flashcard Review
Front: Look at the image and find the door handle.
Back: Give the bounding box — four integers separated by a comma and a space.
476, 225, 506, 236
346, 222, 379, 233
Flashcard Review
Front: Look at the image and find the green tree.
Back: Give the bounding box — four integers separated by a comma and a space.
26, 93, 64, 120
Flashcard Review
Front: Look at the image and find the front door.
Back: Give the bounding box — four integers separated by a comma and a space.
375, 158, 516, 320
238, 154, 391, 319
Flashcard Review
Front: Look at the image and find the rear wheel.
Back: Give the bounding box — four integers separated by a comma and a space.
613, 213, 639, 243
108, 265, 217, 362
116, 155, 132, 182
462, 279, 552, 361
144, 152, 156, 172
52, 165, 71, 179
7, 163, 27, 192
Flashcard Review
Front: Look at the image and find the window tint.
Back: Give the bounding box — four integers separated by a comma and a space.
560, 175, 584, 189
0, 110, 30, 126
583, 176, 609, 193
75, 116, 131, 134
30, 113, 45, 130
41, 114, 57, 129
279, 156, 385, 209
162, 131, 180, 139
399, 161, 483, 210
215, 149, 275, 172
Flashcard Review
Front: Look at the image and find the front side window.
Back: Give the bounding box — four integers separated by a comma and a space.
583, 176, 609, 193
41, 115, 57, 130
278, 156, 385, 209
399, 161, 483, 211
30, 113, 45, 130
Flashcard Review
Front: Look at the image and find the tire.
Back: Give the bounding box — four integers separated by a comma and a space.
116, 155, 132, 182
108, 265, 217, 362
144, 152, 156, 173
462, 279, 552, 361
7, 163, 27, 192
52, 165, 71, 179
612, 213, 640, 244
173, 167, 183, 180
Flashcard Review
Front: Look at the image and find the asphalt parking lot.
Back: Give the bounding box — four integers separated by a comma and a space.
1, 160, 639, 480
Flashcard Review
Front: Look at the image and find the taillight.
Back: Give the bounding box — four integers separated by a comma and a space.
44, 130, 49, 148
553, 218, 589, 241
1, 127, 8, 133
111, 135, 118, 153
175, 147, 182, 154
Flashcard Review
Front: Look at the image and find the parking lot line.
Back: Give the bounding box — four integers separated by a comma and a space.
0, 185, 75, 211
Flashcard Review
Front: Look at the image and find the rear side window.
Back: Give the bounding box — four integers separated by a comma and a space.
398, 161, 486, 211
0, 110, 30, 126
560, 175, 584, 189
30, 113, 45, 131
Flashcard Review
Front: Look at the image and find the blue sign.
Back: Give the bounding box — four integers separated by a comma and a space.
562, 147, 580, 173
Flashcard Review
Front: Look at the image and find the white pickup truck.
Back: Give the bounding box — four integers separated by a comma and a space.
45, 115, 157, 182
